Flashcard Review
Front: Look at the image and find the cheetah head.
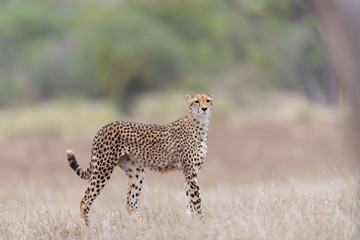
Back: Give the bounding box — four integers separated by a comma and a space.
185, 93, 214, 120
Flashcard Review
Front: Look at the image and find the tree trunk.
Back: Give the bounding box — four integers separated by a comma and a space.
306, 0, 360, 167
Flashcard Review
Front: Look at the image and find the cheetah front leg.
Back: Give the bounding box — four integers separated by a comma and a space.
118, 157, 146, 225
183, 167, 203, 218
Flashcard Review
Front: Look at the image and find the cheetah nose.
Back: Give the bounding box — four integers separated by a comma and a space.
201, 107, 208, 112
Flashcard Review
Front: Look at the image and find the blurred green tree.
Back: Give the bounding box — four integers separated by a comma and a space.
72, 9, 190, 111
0, 0, 331, 109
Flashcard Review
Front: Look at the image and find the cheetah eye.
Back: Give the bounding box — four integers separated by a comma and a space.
206, 99, 211, 103
194, 100, 199, 104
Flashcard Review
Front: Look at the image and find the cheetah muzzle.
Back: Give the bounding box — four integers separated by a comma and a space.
66, 93, 214, 227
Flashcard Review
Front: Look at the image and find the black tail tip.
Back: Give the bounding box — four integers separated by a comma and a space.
66, 149, 75, 162
66, 149, 79, 170
66, 149, 74, 156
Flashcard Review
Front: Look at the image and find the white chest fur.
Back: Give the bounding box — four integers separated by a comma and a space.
193, 123, 209, 173
192, 140, 207, 173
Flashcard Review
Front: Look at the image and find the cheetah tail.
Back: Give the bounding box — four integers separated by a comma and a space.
66, 149, 92, 180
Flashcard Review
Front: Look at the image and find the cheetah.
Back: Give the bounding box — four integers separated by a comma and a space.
66, 93, 214, 227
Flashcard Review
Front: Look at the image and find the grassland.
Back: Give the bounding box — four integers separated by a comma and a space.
0, 99, 359, 239
0, 178, 358, 239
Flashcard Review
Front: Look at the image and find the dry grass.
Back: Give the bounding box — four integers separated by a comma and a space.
0, 101, 123, 141
0, 178, 358, 240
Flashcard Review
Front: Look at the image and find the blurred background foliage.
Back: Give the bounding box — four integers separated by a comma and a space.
0, 0, 335, 112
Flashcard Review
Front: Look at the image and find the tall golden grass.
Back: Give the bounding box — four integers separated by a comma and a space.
0, 178, 358, 239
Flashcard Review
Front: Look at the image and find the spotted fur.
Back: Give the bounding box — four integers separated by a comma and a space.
66, 93, 214, 226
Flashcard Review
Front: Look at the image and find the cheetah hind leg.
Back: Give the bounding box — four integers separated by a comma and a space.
118, 156, 146, 226
80, 162, 116, 227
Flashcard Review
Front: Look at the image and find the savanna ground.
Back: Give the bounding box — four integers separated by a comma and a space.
0, 96, 359, 239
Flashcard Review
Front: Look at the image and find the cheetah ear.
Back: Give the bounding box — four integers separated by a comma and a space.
184, 95, 191, 100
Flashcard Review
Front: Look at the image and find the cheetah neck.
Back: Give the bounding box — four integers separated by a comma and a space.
187, 114, 210, 136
